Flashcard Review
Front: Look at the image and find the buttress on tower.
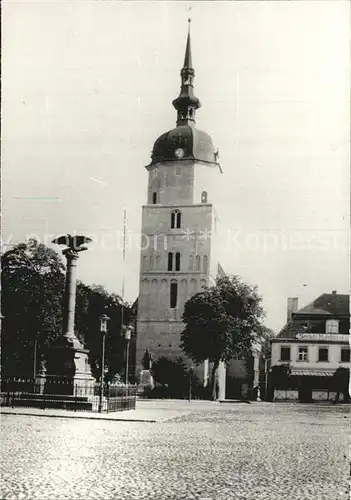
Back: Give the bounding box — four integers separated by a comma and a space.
136, 21, 224, 385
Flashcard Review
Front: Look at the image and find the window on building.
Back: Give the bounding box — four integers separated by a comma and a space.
341, 348, 350, 363
326, 319, 339, 334
280, 347, 291, 362
201, 191, 208, 203
170, 282, 178, 309
149, 256, 153, 270
189, 255, 193, 271
168, 252, 173, 271
175, 253, 181, 271
203, 255, 208, 273
318, 348, 329, 362
170, 210, 181, 229
298, 347, 308, 361
195, 255, 201, 271
152, 192, 157, 204
176, 211, 181, 228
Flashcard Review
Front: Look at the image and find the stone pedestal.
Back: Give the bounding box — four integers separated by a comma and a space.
139, 370, 154, 392
44, 333, 94, 396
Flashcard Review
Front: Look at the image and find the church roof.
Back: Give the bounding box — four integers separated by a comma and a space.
151, 124, 217, 165
148, 20, 219, 169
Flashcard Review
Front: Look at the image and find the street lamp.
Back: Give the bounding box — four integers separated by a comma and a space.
123, 324, 134, 385
98, 313, 110, 413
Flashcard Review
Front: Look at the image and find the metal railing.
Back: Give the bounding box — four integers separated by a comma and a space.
0, 378, 137, 413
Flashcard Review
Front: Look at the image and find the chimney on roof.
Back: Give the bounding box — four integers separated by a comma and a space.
287, 297, 298, 322
332, 290, 337, 295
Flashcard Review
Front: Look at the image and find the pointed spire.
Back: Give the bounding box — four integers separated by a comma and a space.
172, 19, 201, 127
183, 18, 193, 69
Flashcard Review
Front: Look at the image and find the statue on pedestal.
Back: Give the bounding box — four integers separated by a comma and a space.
142, 349, 153, 370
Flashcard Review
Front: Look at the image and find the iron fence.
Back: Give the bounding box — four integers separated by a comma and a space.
0, 378, 137, 413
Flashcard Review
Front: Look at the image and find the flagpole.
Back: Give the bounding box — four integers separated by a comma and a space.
121, 208, 127, 328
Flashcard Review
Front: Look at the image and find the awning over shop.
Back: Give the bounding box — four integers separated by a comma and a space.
292, 370, 334, 377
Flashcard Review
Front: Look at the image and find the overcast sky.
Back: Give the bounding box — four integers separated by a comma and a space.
2, 1, 350, 332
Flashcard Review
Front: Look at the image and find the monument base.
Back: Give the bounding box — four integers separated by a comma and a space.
43, 332, 95, 396
138, 370, 154, 394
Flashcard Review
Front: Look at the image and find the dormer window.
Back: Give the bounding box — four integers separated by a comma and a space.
171, 210, 181, 229
326, 319, 339, 334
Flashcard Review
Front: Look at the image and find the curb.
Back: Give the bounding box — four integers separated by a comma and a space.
0, 410, 158, 423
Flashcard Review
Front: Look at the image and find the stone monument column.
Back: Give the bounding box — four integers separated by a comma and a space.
62, 248, 79, 337
44, 235, 94, 395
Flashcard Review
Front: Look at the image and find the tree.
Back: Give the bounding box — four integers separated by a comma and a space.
180, 275, 265, 400
151, 356, 188, 398
1, 239, 133, 381
1, 239, 65, 377
270, 364, 292, 390
332, 367, 350, 404
75, 282, 131, 382
256, 326, 276, 359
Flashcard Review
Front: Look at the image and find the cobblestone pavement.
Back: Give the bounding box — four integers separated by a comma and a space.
1, 403, 349, 500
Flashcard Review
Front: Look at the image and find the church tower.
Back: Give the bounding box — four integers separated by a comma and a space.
136, 21, 223, 380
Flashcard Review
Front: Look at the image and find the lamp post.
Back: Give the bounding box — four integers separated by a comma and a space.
98, 314, 110, 413
123, 325, 134, 385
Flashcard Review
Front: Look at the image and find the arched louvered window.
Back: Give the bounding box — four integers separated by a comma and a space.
203, 255, 208, 273
175, 253, 181, 271
168, 252, 173, 271
170, 281, 178, 309
189, 255, 193, 271
149, 256, 153, 270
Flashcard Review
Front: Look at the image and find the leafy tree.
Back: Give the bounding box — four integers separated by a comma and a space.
270, 364, 292, 390
1, 239, 133, 382
1, 239, 65, 377
256, 326, 275, 359
151, 356, 197, 399
75, 282, 131, 382
181, 275, 265, 400
332, 367, 350, 404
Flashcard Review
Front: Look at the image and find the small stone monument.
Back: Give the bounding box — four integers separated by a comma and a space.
139, 349, 154, 392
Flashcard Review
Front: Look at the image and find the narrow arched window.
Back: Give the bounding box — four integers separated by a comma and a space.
189, 255, 193, 271
195, 255, 201, 271
203, 255, 208, 273
149, 256, 153, 270
168, 252, 173, 271
152, 192, 157, 204
170, 281, 178, 309
171, 210, 181, 229
175, 253, 181, 271
201, 191, 208, 203
176, 211, 181, 228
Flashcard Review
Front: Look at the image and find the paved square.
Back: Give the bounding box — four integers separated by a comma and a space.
1, 402, 349, 499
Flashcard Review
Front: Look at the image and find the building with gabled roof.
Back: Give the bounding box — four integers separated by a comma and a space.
270, 291, 350, 402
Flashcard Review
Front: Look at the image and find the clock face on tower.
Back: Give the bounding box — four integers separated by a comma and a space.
174, 148, 185, 159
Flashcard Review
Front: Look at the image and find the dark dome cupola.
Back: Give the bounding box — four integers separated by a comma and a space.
172, 19, 201, 127
148, 19, 220, 169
